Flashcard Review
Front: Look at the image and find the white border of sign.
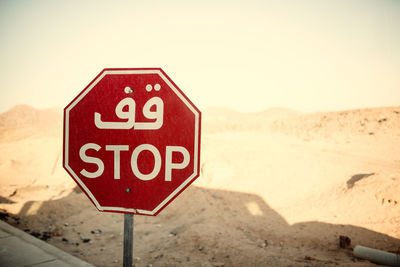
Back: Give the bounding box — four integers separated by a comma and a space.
64, 69, 200, 215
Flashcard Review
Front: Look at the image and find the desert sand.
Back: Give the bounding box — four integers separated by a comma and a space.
0, 104, 399, 266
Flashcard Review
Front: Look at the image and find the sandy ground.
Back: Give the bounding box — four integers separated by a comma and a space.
0, 105, 399, 266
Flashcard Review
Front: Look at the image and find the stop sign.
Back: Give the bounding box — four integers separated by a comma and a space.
63, 68, 201, 216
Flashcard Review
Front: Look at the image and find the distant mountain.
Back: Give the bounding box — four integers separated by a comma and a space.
269, 106, 400, 139
202, 105, 400, 137
255, 107, 301, 120
0, 105, 62, 128
203, 106, 301, 133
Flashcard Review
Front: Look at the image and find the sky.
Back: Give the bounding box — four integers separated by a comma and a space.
0, 0, 399, 113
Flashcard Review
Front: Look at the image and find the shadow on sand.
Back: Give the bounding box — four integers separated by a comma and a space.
4, 185, 400, 267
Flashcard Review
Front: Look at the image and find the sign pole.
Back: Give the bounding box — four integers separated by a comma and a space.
123, 213, 134, 267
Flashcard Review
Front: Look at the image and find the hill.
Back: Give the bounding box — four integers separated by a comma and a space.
0, 105, 62, 142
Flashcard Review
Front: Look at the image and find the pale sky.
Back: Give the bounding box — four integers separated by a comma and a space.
0, 0, 399, 113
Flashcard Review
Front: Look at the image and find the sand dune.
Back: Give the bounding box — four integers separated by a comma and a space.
0, 105, 399, 266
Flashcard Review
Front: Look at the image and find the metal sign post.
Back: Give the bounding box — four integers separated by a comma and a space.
123, 214, 134, 267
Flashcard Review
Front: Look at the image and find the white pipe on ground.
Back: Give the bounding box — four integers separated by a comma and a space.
353, 245, 400, 267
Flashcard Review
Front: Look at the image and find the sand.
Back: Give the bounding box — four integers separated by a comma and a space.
0, 104, 399, 266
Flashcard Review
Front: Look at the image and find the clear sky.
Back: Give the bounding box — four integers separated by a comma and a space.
0, 0, 399, 113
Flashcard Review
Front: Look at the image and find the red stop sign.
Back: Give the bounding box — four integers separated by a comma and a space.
63, 68, 201, 216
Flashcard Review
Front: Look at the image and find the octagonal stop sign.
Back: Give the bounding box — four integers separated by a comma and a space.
63, 68, 201, 216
